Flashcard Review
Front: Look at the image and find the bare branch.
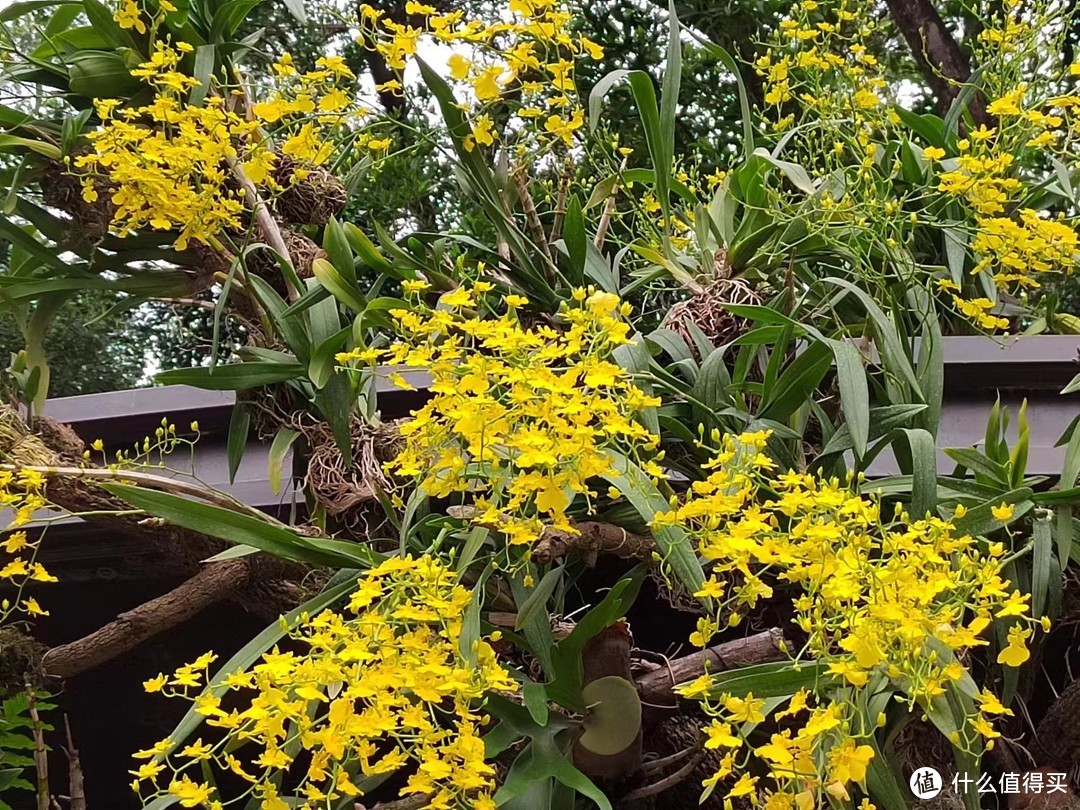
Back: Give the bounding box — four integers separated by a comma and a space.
635, 628, 787, 706
43, 561, 250, 679
533, 521, 655, 566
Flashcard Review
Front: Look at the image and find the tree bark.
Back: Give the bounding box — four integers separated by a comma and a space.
1034, 677, 1080, 770
533, 521, 655, 565
635, 628, 787, 707
884, 0, 988, 125
42, 560, 251, 679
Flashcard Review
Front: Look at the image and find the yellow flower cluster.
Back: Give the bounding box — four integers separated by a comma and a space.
753, 0, 1080, 330
658, 431, 1036, 806
134, 555, 514, 810
248, 53, 362, 177
757, 0, 892, 139
0, 470, 55, 622
339, 283, 661, 550
932, 0, 1079, 295
77, 37, 359, 250
358, 0, 601, 151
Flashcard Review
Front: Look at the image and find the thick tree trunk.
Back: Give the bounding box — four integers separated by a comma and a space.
885, 0, 989, 125
1034, 678, 1080, 770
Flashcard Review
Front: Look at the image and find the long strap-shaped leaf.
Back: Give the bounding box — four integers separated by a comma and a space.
102, 483, 378, 569
415, 58, 563, 305
602, 450, 706, 601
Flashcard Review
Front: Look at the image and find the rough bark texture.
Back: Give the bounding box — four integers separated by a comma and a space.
885, 0, 988, 125
1034, 678, 1080, 770
42, 560, 251, 679
635, 628, 787, 708
533, 521, 656, 565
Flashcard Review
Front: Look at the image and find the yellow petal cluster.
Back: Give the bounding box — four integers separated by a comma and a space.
76, 40, 361, 250
663, 431, 1037, 806
0, 469, 55, 623
358, 0, 599, 150
135, 555, 513, 810
339, 284, 661, 551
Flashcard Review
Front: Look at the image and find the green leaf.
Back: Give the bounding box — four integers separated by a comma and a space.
1032, 509, 1053, 619
546, 570, 646, 711
1, 1, 78, 23
343, 222, 393, 273
602, 452, 704, 599
308, 326, 350, 389
101, 484, 373, 568
703, 661, 833, 700
824, 277, 923, 397
758, 341, 831, 423
323, 217, 356, 285
826, 338, 869, 458
753, 148, 815, 195
1061, 413, 1080, 489
865, 725, 911, 810
246, 274, 311, 363
898, 428, 937, 519
495, 734, 612, 810
68, 51, 142, 97
579, 676, 641, 756
311, 257, 366, 313
282, 0, 306, 24
83, 0, 138, 49
562, 194, 586, 284
522, 680, 549, 728
0, 136, 60, 160
819, 404, 927, 456
658, 0, 681, 202
226, 404, 249, 485
691, 346, 732, 411
459, 562, 493, 667
268, 426, 299, 495
585, 175, 618, 210
156, 361, 304, 390
187, 45, 215, 106
943, 447, 1009, 486
951, 488, 1034, 537
510, 574, 555, 679
515, 566, 563, 631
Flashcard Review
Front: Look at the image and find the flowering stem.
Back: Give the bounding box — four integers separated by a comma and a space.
0, 463, 283, 526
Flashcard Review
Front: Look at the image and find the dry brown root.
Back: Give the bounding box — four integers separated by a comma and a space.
39, 158, 116, 245
662, 266, 762, 354
630, 713, 723, 809
300, 416, 404, 517
0, 627, 47, 695
271, 153, 347, 227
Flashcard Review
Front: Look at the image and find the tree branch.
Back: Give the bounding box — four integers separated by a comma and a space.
533, 521, 656, 565
635, 628, 787, 706
225, 153, 300, 302
42, 560, 250, 679
884, 0, 988, 125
